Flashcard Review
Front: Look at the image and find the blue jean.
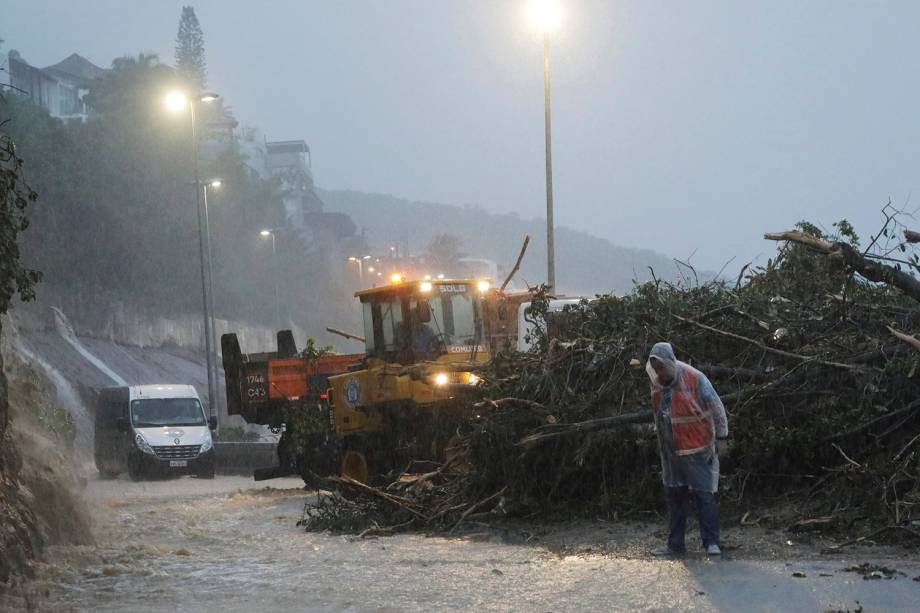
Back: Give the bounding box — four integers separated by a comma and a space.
666, 486, 720, 551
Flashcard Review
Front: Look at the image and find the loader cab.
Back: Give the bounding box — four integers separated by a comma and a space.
357, 278, 490, 365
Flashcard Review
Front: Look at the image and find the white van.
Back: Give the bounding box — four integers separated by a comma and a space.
516, 298, 587, 352
95, 384, 216, 480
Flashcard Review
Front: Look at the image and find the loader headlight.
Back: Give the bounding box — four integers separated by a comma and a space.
434, 373, 449, 386
135, 433, 155, 455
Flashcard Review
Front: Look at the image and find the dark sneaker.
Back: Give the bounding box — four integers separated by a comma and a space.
651, 545, 685, 557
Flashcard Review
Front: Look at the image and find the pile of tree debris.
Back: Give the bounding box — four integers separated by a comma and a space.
302, 215, 920, 544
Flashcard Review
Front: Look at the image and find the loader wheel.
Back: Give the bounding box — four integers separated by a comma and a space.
443, 434, 469, 472
340, 448, 370, 484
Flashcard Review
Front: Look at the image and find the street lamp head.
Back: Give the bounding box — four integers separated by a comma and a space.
207, 179, 222, 188
362, 255, 371, 260
527, 0, 562, 34
164, 91, 190, 112
199, 92, 220, 103
348, 256, 358, 262
260, 229, 273, 237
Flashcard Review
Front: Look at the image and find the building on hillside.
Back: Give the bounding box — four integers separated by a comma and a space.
266, 139, 324, 226
3, 51, 106, 121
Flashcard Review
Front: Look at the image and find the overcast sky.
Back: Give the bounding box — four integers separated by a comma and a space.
5, 1, 920, 269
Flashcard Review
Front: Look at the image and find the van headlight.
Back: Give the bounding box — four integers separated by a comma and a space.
199, 436, 213, 453
135, 433, 155, 455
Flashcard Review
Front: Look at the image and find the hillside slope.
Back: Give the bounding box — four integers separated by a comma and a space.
319, 189, 677, 296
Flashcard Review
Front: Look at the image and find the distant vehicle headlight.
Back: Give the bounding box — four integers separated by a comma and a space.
434, 373, 449, 386
135, 433, 155, 455
199, 436, 213, 454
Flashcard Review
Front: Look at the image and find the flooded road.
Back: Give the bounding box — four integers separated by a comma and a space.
7, 475, 920, 612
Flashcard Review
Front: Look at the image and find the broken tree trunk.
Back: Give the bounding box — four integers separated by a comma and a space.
764, 230, 920, 303
516, 410, 652, 449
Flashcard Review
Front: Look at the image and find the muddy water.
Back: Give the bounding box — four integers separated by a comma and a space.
10, 476, 920, 612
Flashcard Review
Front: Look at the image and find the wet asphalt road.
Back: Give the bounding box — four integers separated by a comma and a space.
7, 475, 920, 612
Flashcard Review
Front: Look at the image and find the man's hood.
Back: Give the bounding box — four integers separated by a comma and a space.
649, 342, 677, 366
646, 342, 678, 385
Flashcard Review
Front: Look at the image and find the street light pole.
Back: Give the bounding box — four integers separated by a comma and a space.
202, 181, 220, 418
190, 102, 218, 418
542, 30, 556, 294
167, 90, 220, 418
269, 231, 280, 329
527, 0, 560, 293
260, 229, 280, 330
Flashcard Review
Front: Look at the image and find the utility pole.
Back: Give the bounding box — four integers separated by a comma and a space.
543, 31, 556, 293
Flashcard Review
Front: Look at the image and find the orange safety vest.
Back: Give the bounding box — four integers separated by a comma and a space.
650, 366, 714, 455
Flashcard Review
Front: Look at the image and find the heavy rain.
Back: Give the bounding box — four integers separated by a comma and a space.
2, 2, 920, 611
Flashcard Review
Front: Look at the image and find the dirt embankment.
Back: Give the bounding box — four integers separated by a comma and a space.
0, 317, 93, 589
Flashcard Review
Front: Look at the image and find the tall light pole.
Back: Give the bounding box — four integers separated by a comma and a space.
260, 229, 281, 329
527, 0, 561, 293
166, 90, 220, 417
348, 255, 372, 284
202, 179, 222, 413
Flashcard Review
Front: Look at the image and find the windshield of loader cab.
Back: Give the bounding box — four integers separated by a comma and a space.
422, 288, 479, 352
361, 286, 481, 361
130, 398, 207, 428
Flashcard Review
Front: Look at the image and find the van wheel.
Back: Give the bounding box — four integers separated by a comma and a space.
127, 459, 145, 482
340, 448, 370, 484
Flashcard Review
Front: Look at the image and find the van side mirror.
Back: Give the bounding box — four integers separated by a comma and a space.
416, 300, 432, 323
208, 416, 218, 430
116, 417, 129, 433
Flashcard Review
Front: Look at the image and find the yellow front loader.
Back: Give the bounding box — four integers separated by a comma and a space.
327, 277, 524, 482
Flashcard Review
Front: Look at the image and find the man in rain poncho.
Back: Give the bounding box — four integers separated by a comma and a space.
646, 342, 729, 556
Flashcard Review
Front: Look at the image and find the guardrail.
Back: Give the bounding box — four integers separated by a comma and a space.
213, 442, 278, 475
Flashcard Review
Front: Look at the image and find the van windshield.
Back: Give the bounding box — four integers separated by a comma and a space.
130, 398, 207, 428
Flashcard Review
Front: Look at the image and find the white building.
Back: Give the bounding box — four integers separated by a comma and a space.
5, 51, 106, 121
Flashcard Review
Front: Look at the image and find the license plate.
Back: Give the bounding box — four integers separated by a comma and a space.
169, 460, 188, 467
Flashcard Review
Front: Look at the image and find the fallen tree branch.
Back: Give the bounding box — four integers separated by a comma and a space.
886, 325, 920, 353
765, 230, 920, 303
450, 487, 507, 533
517, 410, 652, 448
501, 235, 531, 291
672, 314, 866, 371
821, 525, 920, 554
824, 397, 920, 442
326, 476, 429, 520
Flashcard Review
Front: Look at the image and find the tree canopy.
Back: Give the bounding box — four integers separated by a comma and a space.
175, 6, 207, 91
